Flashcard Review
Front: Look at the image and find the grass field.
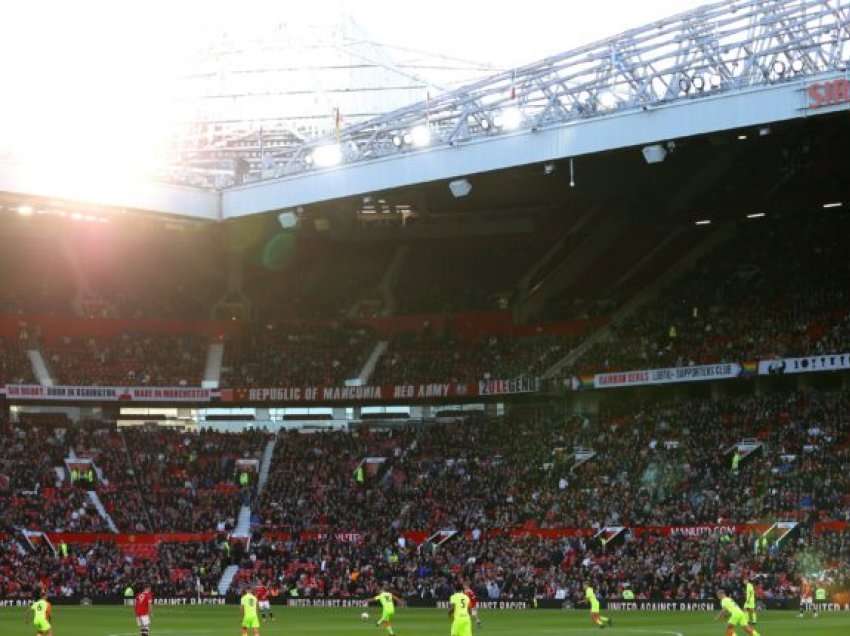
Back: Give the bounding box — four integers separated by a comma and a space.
1, 606, 849, 636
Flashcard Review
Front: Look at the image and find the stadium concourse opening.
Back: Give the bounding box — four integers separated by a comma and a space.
2, 1, 850, 634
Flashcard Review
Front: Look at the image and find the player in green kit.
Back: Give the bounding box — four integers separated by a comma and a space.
716, 590, 761, 636
240, 586, 261, 636
584, 581, 611, 628
373, 587, 402, 635
743, 578, 757, 625
449, 581, 472, 636
29, 589, 53, 636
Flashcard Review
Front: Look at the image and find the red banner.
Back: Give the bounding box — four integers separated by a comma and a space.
26, 521, 848, 547
222, 377, 540, 404
47, 532, 218, 545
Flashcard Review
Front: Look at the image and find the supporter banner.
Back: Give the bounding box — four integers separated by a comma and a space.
0, 596, 846, 610
300, 532, 364, 544
590, 363, 742, 389
605, 600, 719, 611
634, 524, 767, 538
223, 377, 540, 403
124, 597, 227, 606
2, 384, 215, 403
758, 353, 850, 376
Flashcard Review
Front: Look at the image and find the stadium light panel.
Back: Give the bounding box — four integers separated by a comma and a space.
746, 212, 766, 219
311, 144, 343, 168
791, 59, 804, 73
411, 125, 431, 148
392, 135, 403, 147
641, 144, 667, 164
822, 202, 843, 208
17, 205, 33, 216
695, 219, 712, 226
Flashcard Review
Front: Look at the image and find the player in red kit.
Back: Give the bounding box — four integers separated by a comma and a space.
464, 583, 482, 629
256, 582, 273, 622
134, 585, 153, 636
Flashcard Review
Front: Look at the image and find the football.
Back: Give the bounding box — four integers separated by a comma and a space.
360, 612, 370, 621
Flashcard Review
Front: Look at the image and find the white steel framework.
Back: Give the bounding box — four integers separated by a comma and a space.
259, 0, 849, 181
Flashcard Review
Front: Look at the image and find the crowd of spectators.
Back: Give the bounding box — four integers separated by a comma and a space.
93, 428, 268, 532
0, 385, 848, 600
0, 421, 268, 534
571, 212, 850, 375
226, 526, 849, 602
0, 538, 228, 599
257, 389, 850, 536
43, 333, 208, 386
0, 421, 107, 532
222, 322, 376, 388
372, 331, 579, 385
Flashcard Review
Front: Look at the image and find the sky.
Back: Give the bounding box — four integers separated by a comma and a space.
0, 0, 709, 182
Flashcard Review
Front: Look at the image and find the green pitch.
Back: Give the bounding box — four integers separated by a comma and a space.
1, 606, 848, 636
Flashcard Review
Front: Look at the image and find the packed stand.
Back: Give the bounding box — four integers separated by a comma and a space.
44, 332, 208, 386
95, 428, 269, 533
222, 322, 376, 388
0, 335, 36, 384
258, 390, 850, 537
0, 421, 108, 532
229, 526, 849, 602
0, 538, 228, 598
571, 212, 850, 375
373, 331, 579, 385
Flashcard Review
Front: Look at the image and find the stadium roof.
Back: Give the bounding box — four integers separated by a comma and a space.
1, 0, 848, 220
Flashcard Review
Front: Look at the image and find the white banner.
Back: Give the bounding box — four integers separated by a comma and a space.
2, 384, 214, 402
758, 353, 850, 376
593, 363, 741, 389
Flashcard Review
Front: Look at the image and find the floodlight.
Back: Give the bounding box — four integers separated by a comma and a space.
411, 125, 431, 147
499, 107, 523, 130
312, 144, 342, 168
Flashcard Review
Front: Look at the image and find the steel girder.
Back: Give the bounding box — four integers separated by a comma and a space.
259, 0, 849, 180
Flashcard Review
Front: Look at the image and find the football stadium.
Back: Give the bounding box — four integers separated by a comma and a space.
1, 1, 850, 636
